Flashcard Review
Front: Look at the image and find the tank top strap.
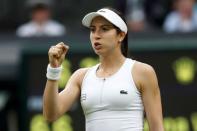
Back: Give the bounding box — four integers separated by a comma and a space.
81, 64, 100, 85
122, 58, 136, 72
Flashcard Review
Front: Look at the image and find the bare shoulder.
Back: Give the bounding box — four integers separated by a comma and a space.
132, 61, 158, 91
71, 67, 89, 79
71, 67, 89, 86
133, 61, 156, 75
73, 67, 89, 76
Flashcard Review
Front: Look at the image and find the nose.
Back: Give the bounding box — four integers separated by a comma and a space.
92, 29, 101, 40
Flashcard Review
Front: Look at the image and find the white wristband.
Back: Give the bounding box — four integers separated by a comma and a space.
46, 64, 62, 80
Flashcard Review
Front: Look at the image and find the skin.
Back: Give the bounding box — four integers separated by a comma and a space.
175, 0, 195, 19
43, 16, 164, 131
32, 8, 51, 25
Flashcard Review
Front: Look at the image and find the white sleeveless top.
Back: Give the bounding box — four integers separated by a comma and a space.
80, 58, 144, 131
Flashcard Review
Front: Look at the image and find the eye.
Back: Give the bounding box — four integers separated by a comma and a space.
101, 25, 115, 32
101, 27, 109, 31
89, 27, 95, 32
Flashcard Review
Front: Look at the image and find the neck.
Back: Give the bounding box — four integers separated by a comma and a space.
99, 52, 126, 71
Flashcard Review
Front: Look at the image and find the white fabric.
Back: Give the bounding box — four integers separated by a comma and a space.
82, 8, 128, 33
46, 64, 62, 80
16, 20, 66, 37
81, 58, 144, 131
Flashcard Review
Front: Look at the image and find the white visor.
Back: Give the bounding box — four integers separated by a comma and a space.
82, 8, 128, 34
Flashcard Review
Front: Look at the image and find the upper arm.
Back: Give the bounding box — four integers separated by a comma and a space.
57, 68, 88, 116
133, 62, 164, 131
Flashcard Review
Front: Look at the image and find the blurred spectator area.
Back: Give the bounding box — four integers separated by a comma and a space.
115, 0, 173, 31
0, 0, 185, 33
0, 0, 22, 31
0, 0, 114, 33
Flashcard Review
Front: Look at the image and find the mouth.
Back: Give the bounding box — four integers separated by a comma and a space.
94, 42, 102, 50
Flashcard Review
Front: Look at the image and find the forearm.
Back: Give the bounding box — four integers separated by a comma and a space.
43, 80, 60, 121
147, 96, 164, 131
43, 42, 69, 121
146, 98, 164, 131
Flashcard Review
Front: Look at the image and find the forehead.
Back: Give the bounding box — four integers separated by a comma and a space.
90, 16, 113, 26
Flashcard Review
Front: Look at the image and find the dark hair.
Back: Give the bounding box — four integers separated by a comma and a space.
31, 3, 50, 12
104, 7, 128, 57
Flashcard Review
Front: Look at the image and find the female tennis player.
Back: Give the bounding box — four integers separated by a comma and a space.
43, 7, 164, 131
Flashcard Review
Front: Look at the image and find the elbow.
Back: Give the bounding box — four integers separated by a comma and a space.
43, 110, 58, 122
149, 122, 164, 131
44, 116, 56, 123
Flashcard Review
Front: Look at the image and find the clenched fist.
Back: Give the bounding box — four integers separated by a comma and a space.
48, 42, 69, 67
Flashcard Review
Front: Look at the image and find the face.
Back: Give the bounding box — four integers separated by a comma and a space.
32, 9, 50, 24
177, 0, 194, 17
89, 16, 124, 56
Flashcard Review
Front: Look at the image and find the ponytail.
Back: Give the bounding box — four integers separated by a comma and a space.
121, 32, 128, 57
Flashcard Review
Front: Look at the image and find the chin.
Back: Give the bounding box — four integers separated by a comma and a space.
94, 51, 101, 55
94, 50, 103, 55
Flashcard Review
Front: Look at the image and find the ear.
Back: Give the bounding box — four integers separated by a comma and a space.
118, 32, 126, 42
